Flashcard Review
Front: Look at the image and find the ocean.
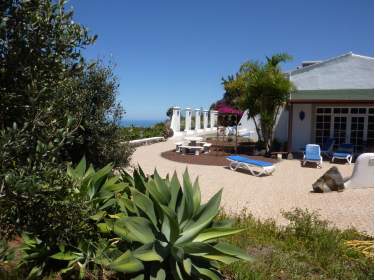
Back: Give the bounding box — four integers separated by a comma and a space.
119, 119, 164, 128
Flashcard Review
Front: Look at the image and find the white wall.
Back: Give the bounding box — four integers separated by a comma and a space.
274, 108, 289, 142
291, 104, 312, 151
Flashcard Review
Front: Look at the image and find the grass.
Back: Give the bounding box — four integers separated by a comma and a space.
1, 208, 373, 279
221, 208, 373, 280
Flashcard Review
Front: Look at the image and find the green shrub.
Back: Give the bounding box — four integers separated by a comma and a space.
0, 0, 133, 169
221, 208, 373, 280
1, 158, 251, 279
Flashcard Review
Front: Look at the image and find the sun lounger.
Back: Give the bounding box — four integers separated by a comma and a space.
226, 155, 275, 176
321, 138, 335, 158
303, 144, 323, 168
332, 144, 354, 164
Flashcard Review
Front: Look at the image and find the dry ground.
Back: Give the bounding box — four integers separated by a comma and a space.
130, 140, 374, 234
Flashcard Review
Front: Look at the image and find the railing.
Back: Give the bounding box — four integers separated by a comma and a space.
170, 106, 218, 137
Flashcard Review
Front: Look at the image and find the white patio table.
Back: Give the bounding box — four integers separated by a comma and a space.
184, 136, 203, 146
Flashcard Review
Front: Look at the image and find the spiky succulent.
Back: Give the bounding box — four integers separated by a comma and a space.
55, 158, 252, 279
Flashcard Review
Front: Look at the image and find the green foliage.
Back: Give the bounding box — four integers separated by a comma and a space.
1, 158, 251, 279
222, 53, 295, 153
103, 168, 252, 279
0, 0, 132, 171
221, 208, 373, 280
120, 122, 166, 140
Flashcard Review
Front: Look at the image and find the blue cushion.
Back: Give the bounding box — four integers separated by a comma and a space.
304, 144, 321, 161
333, 152, 351, 158
226, 155, 273, 167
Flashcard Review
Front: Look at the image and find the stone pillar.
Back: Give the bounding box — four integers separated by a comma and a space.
171, 106, 181, 133
195, 108, 201, 131
203, 110, 209, 130
210, 110, 218, 129
184, 108, 192, 131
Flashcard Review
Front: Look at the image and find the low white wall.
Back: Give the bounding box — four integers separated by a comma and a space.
291, 104, 312, 151
128, 137, 165, 147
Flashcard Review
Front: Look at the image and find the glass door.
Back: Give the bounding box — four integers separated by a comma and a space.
350, 116, 365, 153
333, 116, 347, 149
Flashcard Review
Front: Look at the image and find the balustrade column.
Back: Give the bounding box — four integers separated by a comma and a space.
184, 108, 192, 131
195, 109, 201, 131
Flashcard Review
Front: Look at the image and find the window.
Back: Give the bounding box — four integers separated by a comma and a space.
315, 106, 374, 152
315, 109, 331, 147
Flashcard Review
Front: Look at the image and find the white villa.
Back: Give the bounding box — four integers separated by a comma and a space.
169, 52, 374, 154
279, 52, 374, 153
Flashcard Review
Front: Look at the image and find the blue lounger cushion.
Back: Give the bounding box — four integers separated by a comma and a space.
333, 152, 351, 158
226, 155, 273, 167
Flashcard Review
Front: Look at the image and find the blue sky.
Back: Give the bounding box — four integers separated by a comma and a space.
70, 0, 373, 121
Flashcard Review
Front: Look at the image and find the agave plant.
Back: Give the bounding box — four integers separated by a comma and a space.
96, 167, 252, 279
48, 158, 252, 279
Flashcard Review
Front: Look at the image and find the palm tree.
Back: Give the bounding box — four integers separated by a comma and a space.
224, 53, 295, 153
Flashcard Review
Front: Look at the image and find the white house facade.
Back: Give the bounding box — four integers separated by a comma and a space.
279, 52, 374, 153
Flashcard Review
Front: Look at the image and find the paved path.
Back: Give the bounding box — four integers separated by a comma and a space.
131, 140, 374, 234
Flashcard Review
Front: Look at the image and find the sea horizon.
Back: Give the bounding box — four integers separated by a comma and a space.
119, 119, 164, 128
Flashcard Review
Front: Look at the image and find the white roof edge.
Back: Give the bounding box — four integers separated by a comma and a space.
288, 52, 374, 75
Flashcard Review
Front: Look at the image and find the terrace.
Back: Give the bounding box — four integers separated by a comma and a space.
131, 139, 374, 234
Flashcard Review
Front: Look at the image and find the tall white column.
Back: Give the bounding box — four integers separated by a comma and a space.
211, 110, 218, 129
195, 108, 201, 131
203, 110, 209, 130
210, 110, 215, 129
171, 106, 181, 133
184, 108, 192, 131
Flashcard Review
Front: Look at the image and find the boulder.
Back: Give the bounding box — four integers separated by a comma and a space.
312, 166, 345, 193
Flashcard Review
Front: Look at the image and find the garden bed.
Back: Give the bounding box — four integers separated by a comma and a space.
161, 150, 277, 166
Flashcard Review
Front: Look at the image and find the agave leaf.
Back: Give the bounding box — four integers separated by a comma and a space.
182, 169, 194, 220
169, 260, 183, 280
133, 168, 147, 192
182, 242, 218, 255
133, 243, 163, 262
182, 258, 192, 275
175, 189, 222, 244
50, 251, 80, 261
137, 165, 147, 179
214, 242, 253, 261
153, 169, 171, 202
146, 179, 168, 205
150, 268, 166, 280
120, 168, 135, 186
192, 177, 201, 214
110, 250, 144, 273
114, 217, 156, 244
203, 254, 240, 264
193, 227, 245, 242
74, 156, 86, 178
131, 189, 158, 227
192, 264, 221, 280
169, 171, 182, 211
159, 204, 180, 243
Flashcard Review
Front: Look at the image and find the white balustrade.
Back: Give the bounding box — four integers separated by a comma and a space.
169, 106, 217, 138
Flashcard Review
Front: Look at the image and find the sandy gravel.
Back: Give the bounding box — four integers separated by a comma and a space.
130, 140, 374, 234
